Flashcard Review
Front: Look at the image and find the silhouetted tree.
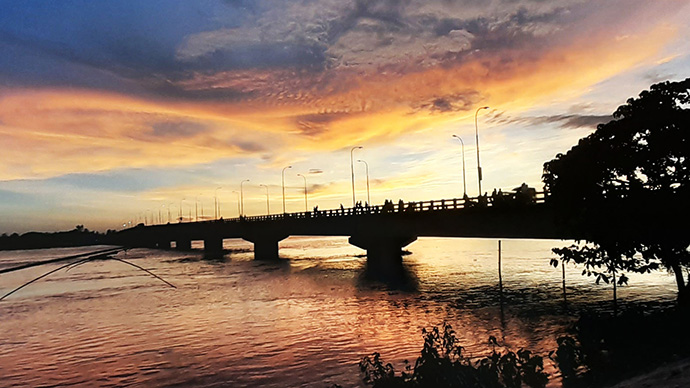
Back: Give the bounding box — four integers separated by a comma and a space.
543, 78, 690, 304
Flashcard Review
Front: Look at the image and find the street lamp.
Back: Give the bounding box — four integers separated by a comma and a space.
297, 173, 308, 212
168, 203, 174, 223
179, 198, 185, 222
357, 159, 370, 205
475, 106, 489, 196
452, 135, 467, 198
282, 165, 292, 213
215, 186, 222, 219
351, 146, 363, 207
232, 191, 240, 218
240, 179, 250, 216
195, 195, 199, 222
259, 184, 270, 215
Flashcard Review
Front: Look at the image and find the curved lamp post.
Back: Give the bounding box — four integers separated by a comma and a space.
232, 191, 240, 218
357, 159, 370, 205
282, 165, 292, 213
350, 146, 363, 207
195, 195, 200, 222
452, 134, 467, 197
297, 173, 308, 212
259, 184, 270, 215
475, 106, 489, 196
214, 186, 222, 219
240, 179, 250, 216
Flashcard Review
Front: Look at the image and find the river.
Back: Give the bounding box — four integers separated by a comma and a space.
0, 237, 678, 387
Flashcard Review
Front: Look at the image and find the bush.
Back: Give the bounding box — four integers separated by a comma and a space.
359, 323, 548, 388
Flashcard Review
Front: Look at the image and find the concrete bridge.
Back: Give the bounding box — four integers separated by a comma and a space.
117, 192, 565, 272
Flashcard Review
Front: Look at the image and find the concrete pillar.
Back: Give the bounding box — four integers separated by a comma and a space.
242, 234, 288, 260
349, 234, 417, 276
204, 237, 223, 255
176, 239, 192, 250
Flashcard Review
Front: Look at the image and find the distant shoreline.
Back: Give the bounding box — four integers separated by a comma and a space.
0, 226, 116, 251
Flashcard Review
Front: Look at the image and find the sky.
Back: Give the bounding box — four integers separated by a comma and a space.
1, 0, 689, 233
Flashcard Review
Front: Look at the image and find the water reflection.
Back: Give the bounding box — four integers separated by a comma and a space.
0, 237, 679, 387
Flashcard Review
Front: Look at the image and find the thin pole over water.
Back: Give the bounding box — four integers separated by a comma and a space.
498, 240, 503, 294
562, 260, 567, 304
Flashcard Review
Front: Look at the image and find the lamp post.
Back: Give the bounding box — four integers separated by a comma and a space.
357, 159, 370, 205
350, 146, 363, 207
297, 174, 308, 212
240, 179, 250, 216
232, 191, 240, 218
195, 196, 199, 222
475, 106, 489, 196
282, 165, 292, 213
168, 203, 173, 223
259, 184, 270, 215
179, 198, 185, 222
452, 135, 467, 198
215, 186, 222, 219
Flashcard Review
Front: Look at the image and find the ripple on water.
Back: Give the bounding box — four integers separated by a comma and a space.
0, 238, 679, 387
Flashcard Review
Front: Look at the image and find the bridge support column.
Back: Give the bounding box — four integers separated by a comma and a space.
176, 239, 192, 251
204, 237, 224, 255
242, 234, 288, 260
157, 240, 171, 249
349, 234, 417, 275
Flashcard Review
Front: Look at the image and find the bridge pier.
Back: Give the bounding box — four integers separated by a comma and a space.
176, 239, 192, 251
242, 234, 288, 260
349, 234, 417, 275
204, 237, 224, 255
157, 240, 171, 249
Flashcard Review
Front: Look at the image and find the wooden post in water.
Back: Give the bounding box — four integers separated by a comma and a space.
612, 265, 618, 317
562, 260, 567, 304
498, 240, 503, 295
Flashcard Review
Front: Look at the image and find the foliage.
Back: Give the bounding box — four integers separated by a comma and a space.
359, 323, 549, 388
542, 78, 690, 301
0, 225, 115, 251
549, 336, 585, 383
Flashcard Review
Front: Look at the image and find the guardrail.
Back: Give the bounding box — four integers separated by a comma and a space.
209, 190, 548, 223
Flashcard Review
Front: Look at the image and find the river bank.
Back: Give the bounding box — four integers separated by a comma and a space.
608, 357, 690, 388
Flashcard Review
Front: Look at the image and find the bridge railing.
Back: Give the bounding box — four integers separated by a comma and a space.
134, 191, 547, 228
222, 190, 546, 223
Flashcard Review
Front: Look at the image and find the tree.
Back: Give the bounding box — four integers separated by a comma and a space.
543, 78, 690, 303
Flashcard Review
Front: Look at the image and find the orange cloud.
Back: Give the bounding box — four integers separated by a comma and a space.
0, 21, 676, 181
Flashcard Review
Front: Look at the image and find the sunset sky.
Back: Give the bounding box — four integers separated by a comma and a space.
1, 0, 689, 233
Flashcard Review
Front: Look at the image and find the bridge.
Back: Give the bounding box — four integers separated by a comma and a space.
117, 191, 565, 273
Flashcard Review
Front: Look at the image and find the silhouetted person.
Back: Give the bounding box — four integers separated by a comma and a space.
478, 193, 488, 207
463, 193, 475, 208
514, 182, 536, 206
398, 199, 404, 212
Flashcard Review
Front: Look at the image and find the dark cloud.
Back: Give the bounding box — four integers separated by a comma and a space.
294, 112, 353, 137
183, 42, 328, 72
490, 113, 614, 129
414, 90, 480, 113
151, 121, 209, 138
232, 140, 266, 152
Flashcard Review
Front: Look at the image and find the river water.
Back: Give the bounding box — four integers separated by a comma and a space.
0, 237, 678, 387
